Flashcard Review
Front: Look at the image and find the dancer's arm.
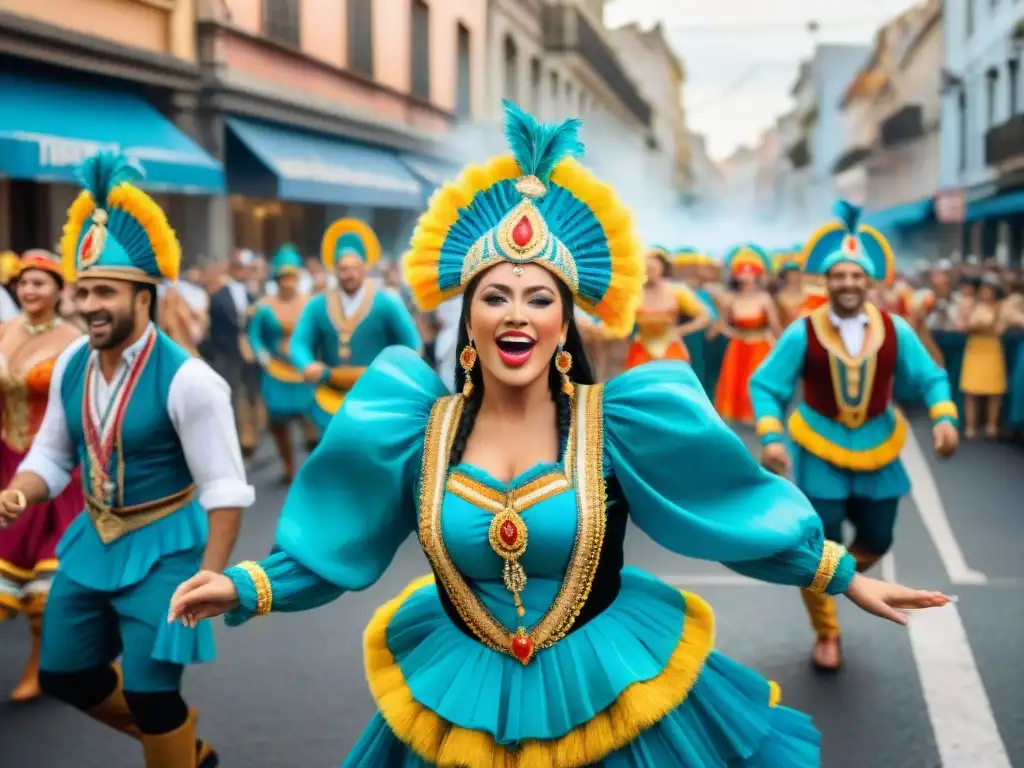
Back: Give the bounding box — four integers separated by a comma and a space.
603, 361, 855, 597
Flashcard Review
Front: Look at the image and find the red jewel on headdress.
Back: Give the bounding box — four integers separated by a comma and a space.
844, 235, 857, 253
81, 231, 94, 255
512, 216, 533, 247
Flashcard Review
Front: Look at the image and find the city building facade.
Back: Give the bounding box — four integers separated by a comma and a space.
0, 0, 216, 254
486, 0, 652, 188
780, 44, 870, 231
833, 0, 948, 262
608, 21, 690, 197
0, 0, 490, 263
940, 0, 1024, 263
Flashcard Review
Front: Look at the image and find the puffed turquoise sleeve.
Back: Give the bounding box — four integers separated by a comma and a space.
749, 320, 807, 446
382, 290, 423, 352
892, 315, 957, 426
247, 303, 272, 365
223, 346, 448, 625
289, 294, 325, 375
604, 361, 855, 595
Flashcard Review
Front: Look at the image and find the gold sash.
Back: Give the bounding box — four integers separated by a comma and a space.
87, 484, 196, 545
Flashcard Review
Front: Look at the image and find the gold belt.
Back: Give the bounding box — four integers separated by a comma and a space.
87, 484, 197, 545
327, 366, 367, 392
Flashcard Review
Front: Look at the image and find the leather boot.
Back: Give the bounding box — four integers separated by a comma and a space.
142, 707, 198, 768
85, 665, 142, 739
141, 708, 220, 768
9, 607, 42, 702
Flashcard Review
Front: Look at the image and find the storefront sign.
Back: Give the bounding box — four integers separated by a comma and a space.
934, 188, 967, 223
13, 132, 216, 171
276, 159, 421, 195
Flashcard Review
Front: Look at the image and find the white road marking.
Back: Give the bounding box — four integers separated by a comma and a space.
901, 428, 988, 585
885, 557, 1012, 767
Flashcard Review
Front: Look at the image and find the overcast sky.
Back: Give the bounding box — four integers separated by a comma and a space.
605, 0, 920, 161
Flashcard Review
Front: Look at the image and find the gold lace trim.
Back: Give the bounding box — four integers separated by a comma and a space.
418, 385, 606, 659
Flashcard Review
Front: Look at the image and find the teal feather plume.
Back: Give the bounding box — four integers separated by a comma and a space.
502, 100, 584, 184
75, 151, 144, 204
832, 200, 862, 232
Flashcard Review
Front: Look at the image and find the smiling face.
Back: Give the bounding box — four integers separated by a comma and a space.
466, 262, 569, 392
336, 253, 367, 294
826, 260, 869, 315
75, 277, 145, 349
16, 268, 61, 317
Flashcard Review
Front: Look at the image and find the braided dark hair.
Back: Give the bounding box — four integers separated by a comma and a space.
449, 275, 594, 467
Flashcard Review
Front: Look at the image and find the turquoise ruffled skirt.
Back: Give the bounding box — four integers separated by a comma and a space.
261, 372, 314, 423
342, 568, 820, 767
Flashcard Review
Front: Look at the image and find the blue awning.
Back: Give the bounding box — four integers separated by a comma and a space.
400, 153, 462, 188
967, 189, 1024, 221
862, 198, 934, 230
226, 118, 424, 209
0, 73, 223, 195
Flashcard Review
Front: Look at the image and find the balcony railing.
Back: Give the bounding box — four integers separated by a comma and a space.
787, 138, 811, 169
542, 4, 651, 127
985, 115, 1024, 167
880, 104, 924, 147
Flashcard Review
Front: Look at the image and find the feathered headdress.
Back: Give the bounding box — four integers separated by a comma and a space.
320, 218, 381, 271
270, 243, 304, 278
801, 201, 895, 284
723, 244, 773, 277
403, 101, 644, 337
60, 151, 180, 284
16, 249, 66, 283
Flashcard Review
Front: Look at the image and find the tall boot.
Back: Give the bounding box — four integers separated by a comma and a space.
85, 665, 142, 739
800, 589, 842, 671
10, 602, 42, 702
141, 708, 219, 768
269, 422, 295, 483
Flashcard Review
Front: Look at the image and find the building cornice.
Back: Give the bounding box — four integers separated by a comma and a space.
0, 9, 201, 91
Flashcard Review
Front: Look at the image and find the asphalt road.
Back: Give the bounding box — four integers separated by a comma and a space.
1, 419, 1022, 768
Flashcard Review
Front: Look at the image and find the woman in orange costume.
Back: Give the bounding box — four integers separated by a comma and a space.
0, 250, 83, 702
713, 244, 781, 424
626, 247, 712, 368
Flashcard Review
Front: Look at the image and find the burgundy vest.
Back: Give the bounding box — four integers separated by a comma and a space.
802, 310, 898, 422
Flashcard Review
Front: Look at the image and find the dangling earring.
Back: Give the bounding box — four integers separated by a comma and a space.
555, 343, 574, 398
459, 341, 477, 398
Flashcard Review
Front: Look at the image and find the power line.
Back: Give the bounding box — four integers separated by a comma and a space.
663, 18, 887, 34
687, 62, 794, 111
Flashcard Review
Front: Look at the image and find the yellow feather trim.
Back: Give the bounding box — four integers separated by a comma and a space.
364, 575, 715, 767
321, 218, 381, 271
61, 191, 97, 283
857, 224, 896, 286
787, 408, 907, 472
404, 155, 645, 338
106, 184, 181, 281
799, 222, 844, 274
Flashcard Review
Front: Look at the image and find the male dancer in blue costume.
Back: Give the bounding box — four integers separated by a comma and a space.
0, 153, 254, 767
750, 202, 959, 671
291, 218, 422, 433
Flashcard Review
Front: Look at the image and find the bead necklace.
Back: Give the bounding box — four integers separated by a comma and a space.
23, 316, 62, 335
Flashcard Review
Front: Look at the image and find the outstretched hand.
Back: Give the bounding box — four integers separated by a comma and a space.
844, 573, 950, 625
168, 570, 240, 628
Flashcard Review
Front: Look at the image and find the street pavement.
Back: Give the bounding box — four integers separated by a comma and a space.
1, 418, 1022, 768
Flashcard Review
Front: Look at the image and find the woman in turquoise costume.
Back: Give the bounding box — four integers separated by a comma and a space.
248, 244, 317, 482
170, 103, 949, 767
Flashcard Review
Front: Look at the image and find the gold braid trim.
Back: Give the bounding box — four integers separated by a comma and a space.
364, 576, 716, 767
237, 561, 273, 616
755, 417, 784, 437
928, 401, 958, 421
808, 541, 847, 595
